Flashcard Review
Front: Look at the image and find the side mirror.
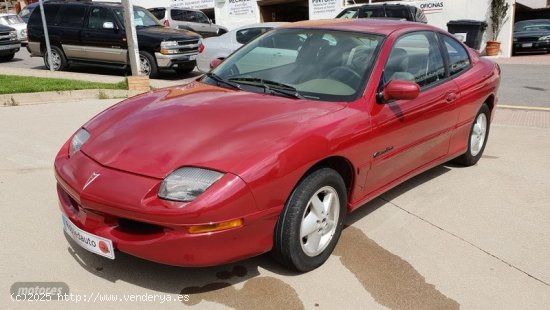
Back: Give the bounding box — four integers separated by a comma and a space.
209, 58, 223, 69
103, 22, 115, 30
380, 80, 420, 103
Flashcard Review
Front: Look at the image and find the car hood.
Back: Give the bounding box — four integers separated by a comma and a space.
81, 82, 345, 179
137, 26, 200, 41
4, 23, 26, 31
514, 30, 550, 38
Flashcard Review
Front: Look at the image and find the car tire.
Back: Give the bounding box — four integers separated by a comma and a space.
138, 51, 159, 78
44, 46, 68, 71
453, 103, 491, 166
173, 63, 195, 75
0, 53, 15, 62
273, 168, 347, 272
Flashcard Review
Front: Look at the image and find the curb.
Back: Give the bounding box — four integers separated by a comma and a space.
0, 89, 147, 106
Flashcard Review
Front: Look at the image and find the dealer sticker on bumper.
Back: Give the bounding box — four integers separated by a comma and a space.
62, 215, 115, 259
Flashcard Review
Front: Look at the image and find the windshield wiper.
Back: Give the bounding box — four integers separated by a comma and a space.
206, 72, 241, 90
228, 77, 304, 99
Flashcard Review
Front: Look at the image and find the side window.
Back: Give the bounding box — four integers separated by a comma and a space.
236, 27, 270, 45
87, 7, 116, 29
442, 35, 471, 76
171, 9, 191, 21
384, 32, 446, 88
149, 8, 166, 20
58, 5, 87, 27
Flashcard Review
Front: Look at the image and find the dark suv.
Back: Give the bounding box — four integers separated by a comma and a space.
0, 24, 20, 62
27, 1, 201, 77
336, 4, 427, 24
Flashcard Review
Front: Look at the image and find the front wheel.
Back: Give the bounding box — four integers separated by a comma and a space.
138, 51, 158, 78
454, 103, 491, 166
273, 168, 347, 272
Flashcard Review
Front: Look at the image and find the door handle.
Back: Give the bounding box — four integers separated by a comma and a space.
446, 92, 457, 103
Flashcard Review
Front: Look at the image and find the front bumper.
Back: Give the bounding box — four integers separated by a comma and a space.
54, 147, 279, 266
513, 40, 550, 53
0, 43, 20, 55
155, 52, 198, 68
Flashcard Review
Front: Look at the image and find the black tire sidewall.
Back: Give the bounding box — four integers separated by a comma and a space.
464, 104, 491, 166
139, 51, 158, 78
274, 168, 347, 272
44, 46, 67, 71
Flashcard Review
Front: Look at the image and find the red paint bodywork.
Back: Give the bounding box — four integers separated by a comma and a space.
54, 19, 500, 266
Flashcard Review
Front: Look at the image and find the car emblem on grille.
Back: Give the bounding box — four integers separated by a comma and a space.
83, 172, 100, 190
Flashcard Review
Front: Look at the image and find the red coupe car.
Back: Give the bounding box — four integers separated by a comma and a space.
55, 19, 500, 271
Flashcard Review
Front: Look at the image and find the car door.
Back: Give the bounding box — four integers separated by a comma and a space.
79, 6, 126, 64
193, 11, 217, 36
51, 5, 87, 60
363, 31, 459, 194
170, 9, 193, 31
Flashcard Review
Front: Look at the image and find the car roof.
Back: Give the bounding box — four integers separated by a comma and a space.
282, 18, 438, 36
234, 22, 288, 30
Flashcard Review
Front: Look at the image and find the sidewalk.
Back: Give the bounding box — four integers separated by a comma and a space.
485, 53, 550, 65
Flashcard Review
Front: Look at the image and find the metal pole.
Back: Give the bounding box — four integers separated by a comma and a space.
121, 0, 141, 76
39, 0, 53, 71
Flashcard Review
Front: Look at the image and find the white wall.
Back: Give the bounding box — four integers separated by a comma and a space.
518, 0, 547, 8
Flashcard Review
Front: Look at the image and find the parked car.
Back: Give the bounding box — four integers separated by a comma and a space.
148, 7, 227, 38
27, 1, 201, 77
55, 19, 500, 271
0, 24, 20, 62
196, 22, 286, 72
336, 3, 427, 24
513, 19, 550, 54
0, 13, 28, 45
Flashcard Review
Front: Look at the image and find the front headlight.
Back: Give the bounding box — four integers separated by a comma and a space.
161, 41, 178, 48
539, 35, 550, 41
69, 128, 90, 157
9, 31, 17, 40
160, 40, 180, 54
158, 167, 224, 202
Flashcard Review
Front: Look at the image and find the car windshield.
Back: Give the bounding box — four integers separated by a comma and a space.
208, 28, 384, 102
514, 20, 550, 32
113, 7, 161, 27
0, 15, 24, 25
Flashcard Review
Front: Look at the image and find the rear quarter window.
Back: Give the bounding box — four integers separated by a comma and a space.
442, 35, 471, 76
28, 4, 60, 26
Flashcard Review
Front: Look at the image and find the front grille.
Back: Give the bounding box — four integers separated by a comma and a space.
118, 218, 164, 234
0, 32, 11, 42
516, 36, 539, 42
176, 39, 200, 53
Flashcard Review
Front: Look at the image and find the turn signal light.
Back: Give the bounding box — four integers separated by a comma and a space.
187, 219, 243, 234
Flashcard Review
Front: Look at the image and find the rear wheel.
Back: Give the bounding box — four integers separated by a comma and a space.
454, 103, 491, 166
0, 53, 15, 62
139, 51, 158, 78
44, 46, 68, 71
273, 168, 347, 272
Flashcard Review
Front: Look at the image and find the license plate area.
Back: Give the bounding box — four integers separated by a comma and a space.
62, 214, 115, 259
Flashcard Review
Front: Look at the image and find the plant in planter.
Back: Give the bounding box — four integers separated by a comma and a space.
486, 0, 510, 56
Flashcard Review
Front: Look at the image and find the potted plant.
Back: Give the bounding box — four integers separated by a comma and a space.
486, 0, 510, 56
